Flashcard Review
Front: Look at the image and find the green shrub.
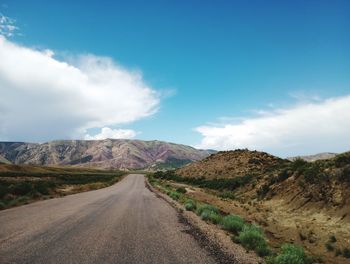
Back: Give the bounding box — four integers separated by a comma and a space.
291, 158, 308, 171
220, 214, 245, 234
196, 204, 220, 215
303, 165, 320, 183
256, 242, 271, 257
184, 199, 196, 211
271, 243, 306, 264
176, 187, 187, 193
238, 224, 269, 255
169, 191, 180, 200
200, 210, 222, 224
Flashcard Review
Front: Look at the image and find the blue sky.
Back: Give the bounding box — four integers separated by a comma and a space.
1, 0, 350, 157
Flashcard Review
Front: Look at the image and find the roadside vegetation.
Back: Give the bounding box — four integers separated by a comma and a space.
152, 170, 253, 191
0, 164, 125, 210
148, 173, 325, 263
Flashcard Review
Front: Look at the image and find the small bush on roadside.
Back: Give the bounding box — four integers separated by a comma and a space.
184, 199, 196, 211
220, 214, 245, 234
268, 243, 306, 264
169, 191, 180, 200
256, 241, 271, 257
196, 204, 220, 215
238, 224, 269, 255
200, 210, 222, 224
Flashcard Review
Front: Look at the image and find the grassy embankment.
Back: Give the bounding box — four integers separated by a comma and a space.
148, 171, 326, 264
0, 164, 125, 210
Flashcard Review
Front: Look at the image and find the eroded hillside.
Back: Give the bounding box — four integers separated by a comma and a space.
170, 150, 350, 263
0, 140, 213, 169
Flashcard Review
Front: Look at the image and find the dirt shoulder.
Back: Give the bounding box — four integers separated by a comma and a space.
145, 178, 262, 264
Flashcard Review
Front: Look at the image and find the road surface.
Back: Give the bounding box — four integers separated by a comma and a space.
0, 174, 217, 264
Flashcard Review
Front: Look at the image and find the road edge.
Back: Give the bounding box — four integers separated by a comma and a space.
145, 178, 262, 264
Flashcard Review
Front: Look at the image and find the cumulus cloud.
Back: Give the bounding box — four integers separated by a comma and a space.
84, 127, 137, 140
196, 95, 350, 157
0, 13, 18, 37
0, 36, 159, 141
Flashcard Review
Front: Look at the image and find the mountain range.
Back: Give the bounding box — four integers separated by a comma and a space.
0, 140, 214, 169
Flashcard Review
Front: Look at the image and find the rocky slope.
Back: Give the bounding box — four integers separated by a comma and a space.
177, 149, 288, 179
0, 140, 213, 169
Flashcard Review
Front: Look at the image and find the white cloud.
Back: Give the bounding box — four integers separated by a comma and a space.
84, 127, 137, 140
0, 13, 18, 37
0, 36, 160, 141
195, 95, 350, 157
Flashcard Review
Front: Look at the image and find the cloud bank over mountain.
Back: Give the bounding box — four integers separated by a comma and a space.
0, 36, 159, 141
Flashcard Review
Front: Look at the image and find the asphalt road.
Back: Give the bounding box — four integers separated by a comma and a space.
0, 174, 217, 264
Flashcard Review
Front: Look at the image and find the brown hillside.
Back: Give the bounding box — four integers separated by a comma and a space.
177, 149, 288, 179
168, 151, 350, 263
0, 140, 213, 169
